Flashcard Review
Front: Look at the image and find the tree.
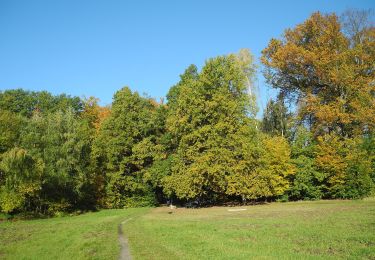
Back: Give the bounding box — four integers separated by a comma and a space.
20, 109, 96, 214
262, 98, 291, 137
167, 64, 199, 111
261, 11, 375, 138
315, 134, 373, 198
261, 10, 375, 200
0, 110, 25, 154
362, 134, 375, 186
164, 50, 260, 203
226, 134, 294, 201
289, 126, 324, 200
0, 89, 36, 117
340, 9, 374, 46
0, 89, 83, 117
0, 148, 43, 213
93, 87, 163, 208
81, 96, 111, 132
260, 135, 295, 198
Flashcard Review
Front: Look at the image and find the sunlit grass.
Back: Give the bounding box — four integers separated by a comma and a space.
1, 200, 374, 259
124, 200, 375, 259
0, 208, 148, 260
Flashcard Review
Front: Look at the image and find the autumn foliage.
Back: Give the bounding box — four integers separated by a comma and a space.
0, 10, 374, 215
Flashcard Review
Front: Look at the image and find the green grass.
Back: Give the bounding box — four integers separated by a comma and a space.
123, 199, 375, 259
0, 208, 148, 260
1, 200, 374, 259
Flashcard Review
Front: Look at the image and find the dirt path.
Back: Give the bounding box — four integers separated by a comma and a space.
118, 218, 133, 260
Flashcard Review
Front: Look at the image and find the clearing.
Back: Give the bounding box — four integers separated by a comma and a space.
1, 199, 374, 259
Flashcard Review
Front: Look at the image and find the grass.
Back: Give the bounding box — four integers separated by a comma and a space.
123, 199, 375, 259
0, 208, 148, 260
0, 200, 374, 259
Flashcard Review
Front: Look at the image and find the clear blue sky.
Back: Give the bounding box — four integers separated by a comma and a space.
0, 0, 374, 114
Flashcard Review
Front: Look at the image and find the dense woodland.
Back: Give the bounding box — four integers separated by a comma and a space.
0, 10, 374, 215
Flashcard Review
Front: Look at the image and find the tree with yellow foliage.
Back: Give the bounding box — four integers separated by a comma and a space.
262, 11, 374, 138
262, 10, 375, 199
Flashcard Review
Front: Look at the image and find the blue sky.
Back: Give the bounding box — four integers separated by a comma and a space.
0, 0, 374, 115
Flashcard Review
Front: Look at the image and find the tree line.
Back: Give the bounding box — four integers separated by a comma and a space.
0, 10, 374, 215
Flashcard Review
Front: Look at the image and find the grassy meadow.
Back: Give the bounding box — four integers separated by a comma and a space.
1, 199, 374, 259
0, 208, 148, 260
125, 199, 375, 259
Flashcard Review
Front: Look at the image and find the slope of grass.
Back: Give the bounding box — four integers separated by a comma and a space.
123, 199, 375, 259
1, 200, 374, 260
0, 208, 148, 260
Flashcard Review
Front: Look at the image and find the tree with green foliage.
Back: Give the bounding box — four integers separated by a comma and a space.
0, 110, 25, 154
17, 109, 96, 214
0, 148, 43, 213
167, 64, 199, 110
164, 50, 261, 203
262, 98, 291, 137
289, 126, 324, 200
362, 134, 375, 188
93, 87, 165, 208
0, 89, 82, 117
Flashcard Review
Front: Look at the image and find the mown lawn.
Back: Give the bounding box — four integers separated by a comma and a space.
0, 208, 148, 260
1, 200, 374, 259
124, 199, 375, 259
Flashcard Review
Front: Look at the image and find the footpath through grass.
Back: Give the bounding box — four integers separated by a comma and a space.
124, 199, 375, 259
0, 208, 148, 260
1, 200, 374, 259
